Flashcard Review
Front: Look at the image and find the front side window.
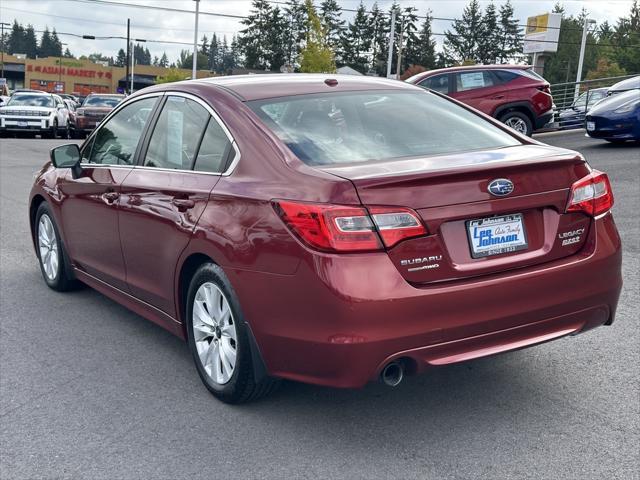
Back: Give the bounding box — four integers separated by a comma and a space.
248, 90, 520, 167
455, 71, 496, 92
419, 74, 449, 94
86, 97, 157, 166
143, 96, 209, 170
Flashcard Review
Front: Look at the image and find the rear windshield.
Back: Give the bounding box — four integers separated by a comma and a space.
248, 90, 520, 166
82, 96, 122, 107
7, 94, 53, 107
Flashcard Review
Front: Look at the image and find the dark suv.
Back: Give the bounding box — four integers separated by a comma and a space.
407, 65, 554, 136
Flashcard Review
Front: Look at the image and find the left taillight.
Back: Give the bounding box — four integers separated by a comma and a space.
273, 200, 426, 253
566, 170, 614, 217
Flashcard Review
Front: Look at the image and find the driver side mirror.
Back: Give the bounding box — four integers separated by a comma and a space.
50, 144, 83, 178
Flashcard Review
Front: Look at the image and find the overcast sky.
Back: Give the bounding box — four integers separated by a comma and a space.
0, 0, 635, 63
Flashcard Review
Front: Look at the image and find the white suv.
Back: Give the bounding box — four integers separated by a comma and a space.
0, 91, 70, 138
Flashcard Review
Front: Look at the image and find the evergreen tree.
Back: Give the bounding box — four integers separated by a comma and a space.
222, 36, 238, 73
200, 35, 209, 57
398, 6, 420, 74
23, 24, 38, 58
411, 12, 437, 70
152, 56, 159, 66
115, 48, 127, 67
444, 0, 484, 64
267, 7, 288, 71
238, 0, 273, 70
612, 0, 640, 74
63, 47, 73, 58
342, 1, 370, 73
299, 0, 335, 73
478, 1, 499, 63
39, 27, 55, 58
209, 33, 220, 72
50, 29, 63, 57
319, 0, 346, 62
7, 21, 25, 56
159, 52, 169, 68
497, 0, 521, 63
283, 0, 308, 68
369, 3, 388, 76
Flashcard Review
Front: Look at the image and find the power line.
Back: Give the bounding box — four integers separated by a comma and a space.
64, 0, 246, 20
1, 6, 239, 35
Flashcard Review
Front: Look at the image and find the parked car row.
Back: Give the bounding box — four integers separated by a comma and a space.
0, 90, 124, 139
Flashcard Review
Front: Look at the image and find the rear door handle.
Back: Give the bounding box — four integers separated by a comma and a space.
171, 198, 195, 211
102, 191, 120, 204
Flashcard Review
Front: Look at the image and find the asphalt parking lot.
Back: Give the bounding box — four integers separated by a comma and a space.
0, 130, 638, 479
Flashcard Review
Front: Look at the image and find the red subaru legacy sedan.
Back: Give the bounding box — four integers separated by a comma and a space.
29, 75, 622, 403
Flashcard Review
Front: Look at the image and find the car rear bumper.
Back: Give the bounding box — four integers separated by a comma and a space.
535, 108, 555, 129
229, 213, 622, 388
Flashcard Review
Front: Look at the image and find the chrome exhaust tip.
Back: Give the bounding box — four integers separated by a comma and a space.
380, 361, 404, 387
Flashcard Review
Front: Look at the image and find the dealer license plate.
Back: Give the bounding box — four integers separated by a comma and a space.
467, 214, 528, 258
17, 121, 28, 127
586, 121, 595, 131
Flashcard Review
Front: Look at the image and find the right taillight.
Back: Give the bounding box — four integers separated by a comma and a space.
273, 200, 427, 253
566, 171, 614, 216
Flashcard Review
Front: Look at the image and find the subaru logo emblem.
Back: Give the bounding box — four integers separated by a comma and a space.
488, 179, 514, 197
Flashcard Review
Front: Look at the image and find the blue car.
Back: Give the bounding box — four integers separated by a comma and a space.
557, 87, 608, 129
586, 89, 640, 143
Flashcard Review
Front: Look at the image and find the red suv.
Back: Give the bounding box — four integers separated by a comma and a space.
407, 65, 554, 136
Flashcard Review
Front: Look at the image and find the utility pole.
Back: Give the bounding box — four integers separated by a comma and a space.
1, 22, 10, 82
125, 19, 130, 94
386, 9, 396, 78
396, 16, 404, 79
58, 42, 68, 93
574, 18, 595, 101
130, 41, 135, 93
192, 0, 200, 80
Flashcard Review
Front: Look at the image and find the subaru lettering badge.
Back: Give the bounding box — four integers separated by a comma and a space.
488, 178, 514, 197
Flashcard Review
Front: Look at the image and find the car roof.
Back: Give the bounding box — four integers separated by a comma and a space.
192, 74, 421, 101
421, 64, 530, 75
609, 75, 640, 91
86, 93, 125, 97
12, 91, 52, 96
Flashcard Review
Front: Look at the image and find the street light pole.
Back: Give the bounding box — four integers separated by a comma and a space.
574, 18, 596, 101
192, 0, 200, 80
125, 19, 130, 94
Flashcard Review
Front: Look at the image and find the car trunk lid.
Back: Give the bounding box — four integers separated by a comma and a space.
321, 144, 593, 284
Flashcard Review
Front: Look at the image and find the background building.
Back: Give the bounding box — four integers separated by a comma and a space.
0, 53, 214, 94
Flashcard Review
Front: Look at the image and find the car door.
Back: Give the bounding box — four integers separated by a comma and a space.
57, 94, 160, 291
451, 70, 502, 114
118, 93, 235, 317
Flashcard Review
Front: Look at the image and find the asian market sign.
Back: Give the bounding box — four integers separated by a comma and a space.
523, 13, 561, 54
26, 64, 112, 79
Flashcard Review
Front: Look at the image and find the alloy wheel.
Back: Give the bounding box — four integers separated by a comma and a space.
38, 214, 59, 280
192, 282, 238, 385
504, 117, 527, 134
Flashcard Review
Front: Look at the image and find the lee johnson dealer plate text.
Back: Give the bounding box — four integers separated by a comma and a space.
467, 214, 528, 258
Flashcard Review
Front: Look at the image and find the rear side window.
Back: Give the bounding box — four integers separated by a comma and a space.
248, 90, 520, 166
419, 74, 449, 94
494, 70, 520, 83
455, 71, 496, 92
193, 118, 232, 173
144, 96, 209, 170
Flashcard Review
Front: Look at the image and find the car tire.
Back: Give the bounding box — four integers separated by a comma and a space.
499, 111, 533, 136
186, 263, 280, 404
45, 120, 58, 139
34, 202, 80, 291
